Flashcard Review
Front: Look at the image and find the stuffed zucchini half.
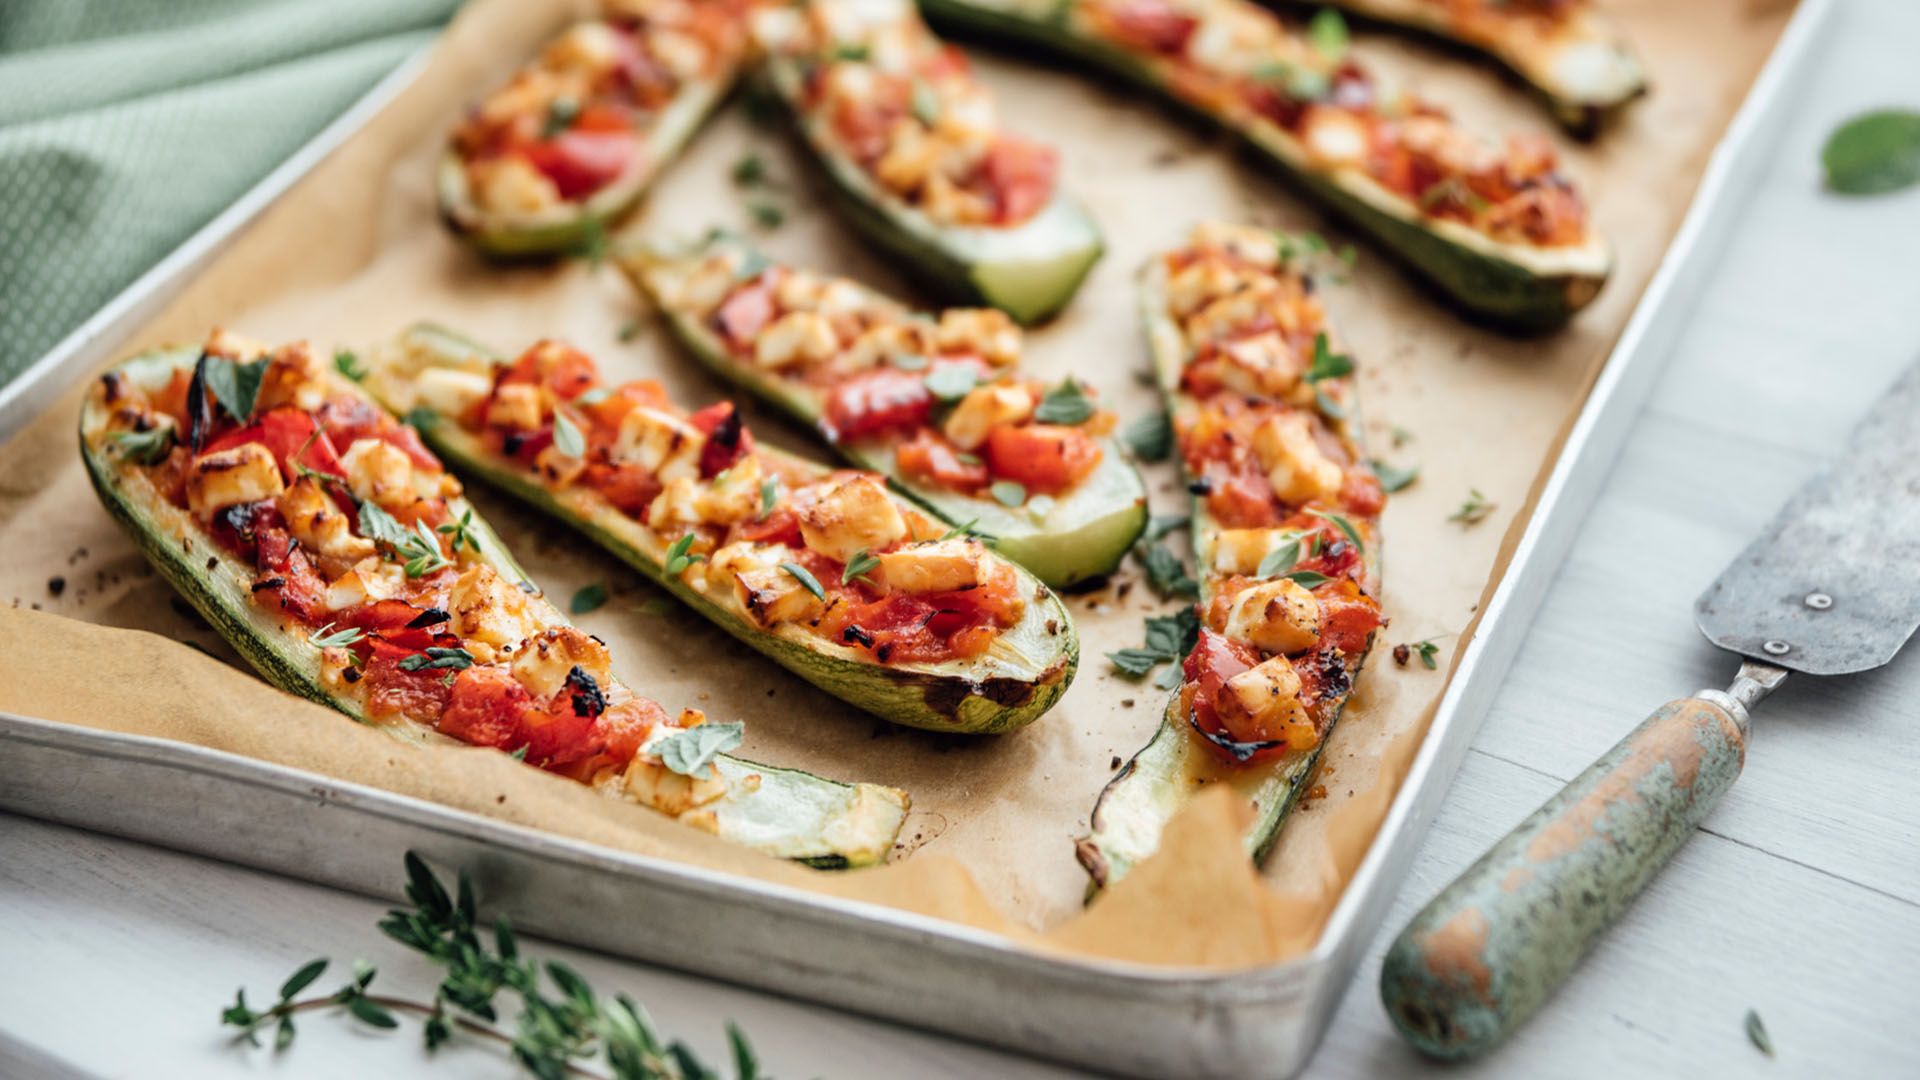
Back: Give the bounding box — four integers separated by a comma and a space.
1305, 0, 1647, 136
79, 330, 908, 867
619, 233, 1149, 587
1077, 223, 1385, 889
748, 0, 1103, 324
361, 324, 1076, 736
439, 2, 754, 258
919, 0, 1611, 329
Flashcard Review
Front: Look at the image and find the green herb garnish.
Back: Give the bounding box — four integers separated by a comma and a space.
757, 476, 778, 520
205, 356, 268, 423
308, 623, 365, 649
1122, 409, 1173, 461
663, 533, 706, 576
1305, 333, 1353, 383
1449, 488, 1494, 526
1033, 378, 1096, 425
842, 549, 881, 585
540, 96, 579, 139
1138, 543, 1199, 600
435, 508, 481, 555
110, 425, 175, 464
551, 410, 587, 458
1309, 8, 1349, 61
397, 647, 473, 672
569, 583, 608, 615
924, 364, 978, 403
780, 561, 826, 600
1255, 531, 1308, 579
654, 722, 746, 780
1372, 459, 1419, 493
1307, 507, 1365, 554
333, 349, 366, 381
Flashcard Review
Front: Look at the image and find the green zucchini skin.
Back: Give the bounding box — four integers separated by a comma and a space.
1075, 249, 1378, 891
918, 0, 1612, 330
437, 21, 739, 260
79, 347, 909, 868
1285, 0, 1648, 138
619, 236, 1149, 588
755, 57, 1104, 325
367, 324, 1078, 737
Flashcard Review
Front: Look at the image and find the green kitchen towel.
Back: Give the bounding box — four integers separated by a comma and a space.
0, 0, 464, 389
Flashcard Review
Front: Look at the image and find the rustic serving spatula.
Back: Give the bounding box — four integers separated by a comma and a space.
1379, 357, 1920, 1059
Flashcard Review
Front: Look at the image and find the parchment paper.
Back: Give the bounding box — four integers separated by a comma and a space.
0, 0, 1796, 969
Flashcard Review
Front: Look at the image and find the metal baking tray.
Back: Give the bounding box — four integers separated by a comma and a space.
0, 2, 1833, 1075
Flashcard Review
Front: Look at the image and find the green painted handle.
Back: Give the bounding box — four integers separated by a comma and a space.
1380, 697, 1749, 1059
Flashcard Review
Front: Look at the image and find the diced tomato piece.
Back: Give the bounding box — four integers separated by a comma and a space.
1339, 469, 1386, 518
1182, 628, 1259, 747
204, 407, 345, 483
735, 506, 803, 547
1205, 468, 1284, 529
439, 666, 531, 750
570, 102, 634, 134
346, 598, 435, 634
897, 428, 990, 491
589, 698, 667, 767
985, 424, 1101, 496
319, 395, 440, 470
515, 697, 601, 768
822, 368, 933, 442
1102, 0, 1199, 53
689, 401, 756, 477
584, 380, 671, 431
829, 98, 896, 163
252, 524, 329, 624
585, 462, 662, 518
360, 639, 456, 723
981, 136, 1058, 225
1318, 592, 1382, 656
519, 130, 636, 201
714, 279, 776, 347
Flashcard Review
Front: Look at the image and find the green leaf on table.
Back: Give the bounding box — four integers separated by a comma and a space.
1822, 109, 1920, 195
1744, 1008, 1775, 1058
278, 958, 329, 1002
333, 349, 366, 381
1106, 648, 1165, 678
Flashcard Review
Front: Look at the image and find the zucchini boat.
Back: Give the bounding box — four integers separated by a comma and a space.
918, 0, 1612, 329
79, 330, 908, 867
1078, 223, 1385, 889
748, 0, 1103, 324
361, 323, 1076, 735
439, 1, 754, 257
619, 232, 1149, 587
1301, 0, 1647, 136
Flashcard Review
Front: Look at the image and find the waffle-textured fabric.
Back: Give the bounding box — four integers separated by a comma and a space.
0, 0, 461, 387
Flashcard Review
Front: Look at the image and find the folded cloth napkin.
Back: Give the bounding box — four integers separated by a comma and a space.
0, 0, 462, 388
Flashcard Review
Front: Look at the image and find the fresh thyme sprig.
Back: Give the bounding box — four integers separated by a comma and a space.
220, 853, 764, 1079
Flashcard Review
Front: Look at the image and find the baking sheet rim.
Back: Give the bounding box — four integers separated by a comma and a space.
0, 0, 1834, 996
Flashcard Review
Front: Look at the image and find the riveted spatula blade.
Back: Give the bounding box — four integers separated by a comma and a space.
1694, 359, 1920, 676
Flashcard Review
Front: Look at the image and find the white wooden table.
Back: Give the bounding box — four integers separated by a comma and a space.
5, 2, 1918, 1076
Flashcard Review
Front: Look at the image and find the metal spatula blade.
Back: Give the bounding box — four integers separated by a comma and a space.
1696, 360, 1920, 675
1381, 356, 1920, 1059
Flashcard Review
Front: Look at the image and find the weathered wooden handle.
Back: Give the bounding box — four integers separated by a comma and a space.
1379, 696, 1749, 1059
